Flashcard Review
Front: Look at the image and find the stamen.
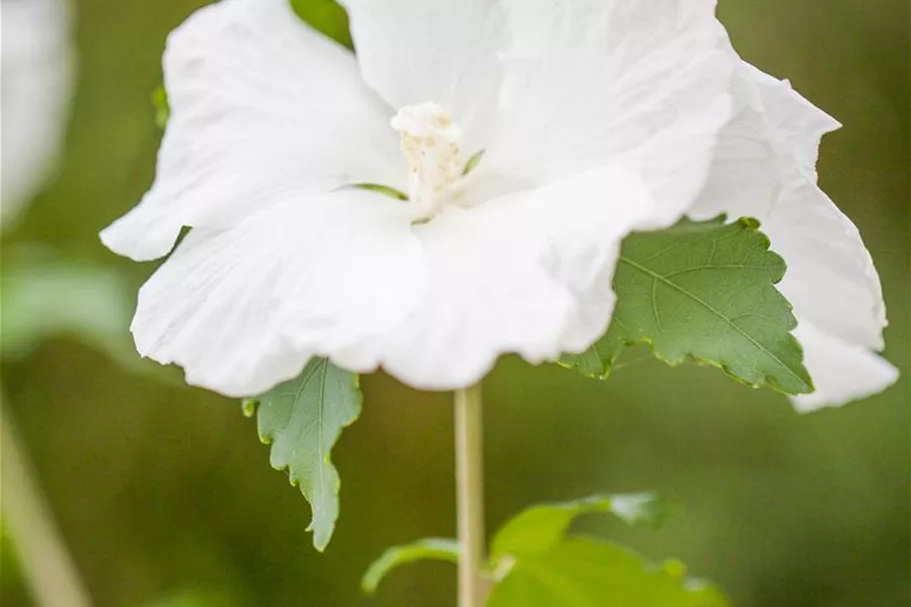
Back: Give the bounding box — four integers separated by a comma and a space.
391, 102, 463, 220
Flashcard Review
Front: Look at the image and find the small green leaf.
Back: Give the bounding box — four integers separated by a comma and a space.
463, 150, 486, 175
490, 493, 675, 562
152, 86, 169, 129
250, 358, 362, 551
564, 217, 813, 395
362, 538, 460, 594
487, 538, 730, 607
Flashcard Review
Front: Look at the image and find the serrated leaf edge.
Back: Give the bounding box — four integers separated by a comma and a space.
564, 218, 814, 395
248, 359, 363, 552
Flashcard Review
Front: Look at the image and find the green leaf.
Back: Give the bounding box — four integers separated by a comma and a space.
249, 358, 362, 551
490, 493, 675, 562
487, 538, 730, 607
361, 538, 459, 594
564, 217, 813, 395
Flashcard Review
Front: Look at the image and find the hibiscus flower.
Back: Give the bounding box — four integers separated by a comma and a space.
101, 0, 895, 408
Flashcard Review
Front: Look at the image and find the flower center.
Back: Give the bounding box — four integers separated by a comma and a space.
391, 102, 463, 220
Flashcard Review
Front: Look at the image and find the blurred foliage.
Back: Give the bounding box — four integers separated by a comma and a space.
1, 246, 132, 361
362, 538, 459, 595
364, 493, 682, 599
484, 496, 730, 606
1, 0, 908, 606
487, 540, 730, 607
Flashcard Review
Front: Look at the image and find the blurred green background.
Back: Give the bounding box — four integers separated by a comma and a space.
1, 0, 908, 605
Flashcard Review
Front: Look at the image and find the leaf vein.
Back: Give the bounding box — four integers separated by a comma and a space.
618, 256, 807, 387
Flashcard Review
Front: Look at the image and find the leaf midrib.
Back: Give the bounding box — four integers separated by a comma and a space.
617, 256, 809, 390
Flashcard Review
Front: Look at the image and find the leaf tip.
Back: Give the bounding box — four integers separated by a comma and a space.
241, 398, 259, 418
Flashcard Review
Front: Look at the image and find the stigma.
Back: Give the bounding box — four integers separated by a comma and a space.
391, 102, 463, 220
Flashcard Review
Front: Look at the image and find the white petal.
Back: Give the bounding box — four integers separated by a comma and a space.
339, 0, 505, 154
101, 0, 402, 262
345, 167, 657, 391
131, 189, 424, 397
764, 181, 886, 351
695, 62, 887, 351
688, 67, 781, 220
790, 322, 898, 412
1, 0, 74, 228
740, 63, 841, 177
482, 0, 734, 227
735, 70, 885, 350
691, 62, 842, 220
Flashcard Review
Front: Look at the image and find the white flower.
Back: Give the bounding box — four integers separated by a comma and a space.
100, 0, 894, 408
691, 63, 897, 410
1, 0, 74, 228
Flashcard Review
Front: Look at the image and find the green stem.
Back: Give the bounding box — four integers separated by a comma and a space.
1, 393, 93, 607
455, 384, 487, 607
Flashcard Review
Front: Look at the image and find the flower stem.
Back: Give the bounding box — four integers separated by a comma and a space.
455, 384, 487, 607
1, 393, 93, 607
